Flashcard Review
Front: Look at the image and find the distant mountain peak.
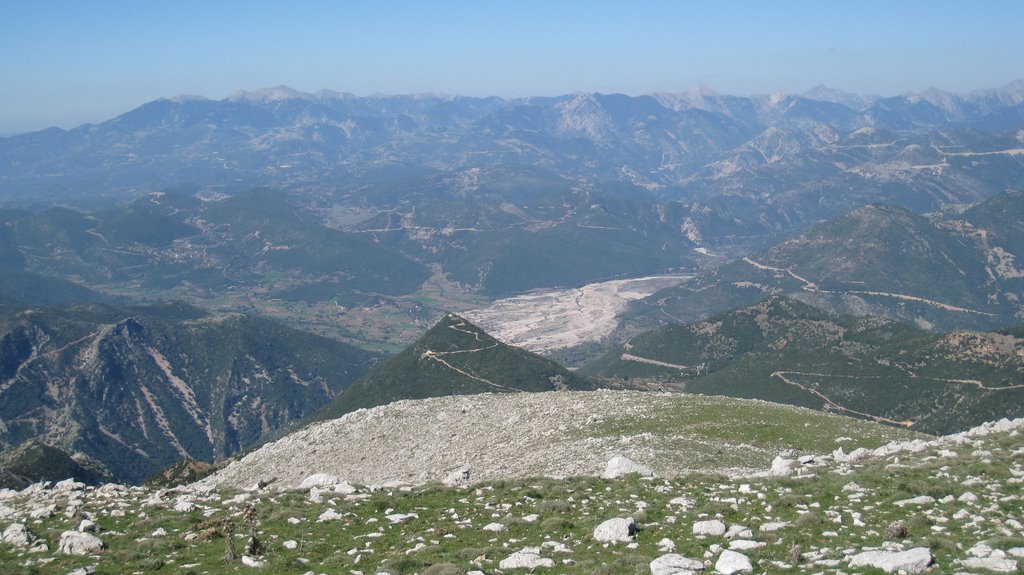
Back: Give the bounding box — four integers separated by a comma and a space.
227, 85, 310, 103
768, 91, 790, 106
554, 93, 614, 138
652, 84, 723, 111
167, 94, 210, 103
800, 85, 876, 109
687, 83, 720, 97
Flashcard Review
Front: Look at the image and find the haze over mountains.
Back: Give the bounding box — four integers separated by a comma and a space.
0, 81, 1022, 489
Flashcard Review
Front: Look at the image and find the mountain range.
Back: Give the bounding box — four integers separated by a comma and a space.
3, 83, 1023, 246
0, 81, 1022, 488
624, 190, 1024, 334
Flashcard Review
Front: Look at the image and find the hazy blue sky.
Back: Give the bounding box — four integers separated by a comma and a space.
2, 0, 1021, 133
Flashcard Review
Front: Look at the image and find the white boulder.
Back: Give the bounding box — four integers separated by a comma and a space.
53, 479, 86, 492
692, 519, 727, 537
657, 537, 677, 552
58, 530, 105, 555
316, 509, 343, 522
959, 557, 1018, 572
499, 547, 554, 569
650, 553, 704, 575
715, 550, 752, 574
849, 547, 932, 573
894, 495, 936, 507
2, 523, 36, 548
770, 456, 796, 476
298, 473, 344, 490
594, 517, 636, 543
602, 456, 654, 479
78, 518, 98, 533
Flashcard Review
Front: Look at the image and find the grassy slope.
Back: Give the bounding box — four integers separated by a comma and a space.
5, 402, 1020, 575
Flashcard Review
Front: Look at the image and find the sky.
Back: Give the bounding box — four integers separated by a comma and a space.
1, 0, 1022, 134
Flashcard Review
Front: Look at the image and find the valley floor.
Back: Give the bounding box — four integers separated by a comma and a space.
464, 275, 690, 353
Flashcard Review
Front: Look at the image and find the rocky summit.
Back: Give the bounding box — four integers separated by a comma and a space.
0, 391, 1020, 574
196, 390, 918, 490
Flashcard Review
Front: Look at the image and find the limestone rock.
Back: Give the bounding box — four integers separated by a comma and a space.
499, 547, 554, 569
385, 512, 418, 523
444, 466, 472, 486
308, 486, 323, 503
53, 479, 86, 492
650, 553, 704, 575
541, 541, 572, 553
602, 455, 654, 479
849, 547, 932, 573
693, 519, 727, 537
728, 540, 762, 551
959, 557, 1018, 572
668, 496, 694, 509
770, 456, 795, 476
298, 473, 342, 489
894, 495, 935, 507
482, 522, 507, 532
2, 523, 36, 548
317, 509, 342, 522
594, 517, 636, 543
58, 531, 105, 555
724, 525, 752, 539
715, 550, 752, 574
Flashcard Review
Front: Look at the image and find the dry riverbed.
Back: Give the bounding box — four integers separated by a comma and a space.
464, 275, 689, 353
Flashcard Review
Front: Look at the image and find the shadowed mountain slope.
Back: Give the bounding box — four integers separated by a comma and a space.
0, 302, 380, 484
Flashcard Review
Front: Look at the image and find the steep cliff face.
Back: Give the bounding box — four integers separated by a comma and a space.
0, 303, 379, 484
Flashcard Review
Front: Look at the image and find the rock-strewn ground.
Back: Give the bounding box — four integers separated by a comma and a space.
0, 406, 1020, 574
195, 391, 919, 490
